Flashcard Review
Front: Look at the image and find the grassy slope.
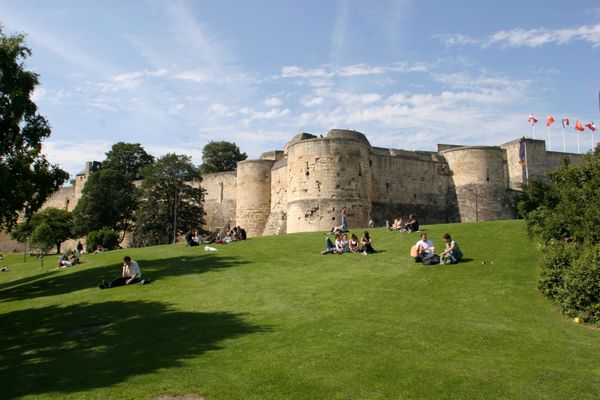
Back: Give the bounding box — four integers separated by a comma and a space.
0, 220, 598, 400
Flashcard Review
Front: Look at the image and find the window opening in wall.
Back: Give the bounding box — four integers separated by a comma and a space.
219, 182, 224, 203
359, 164, 362, 176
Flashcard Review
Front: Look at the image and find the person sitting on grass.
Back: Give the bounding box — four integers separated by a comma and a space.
413, 233, 435, 262
57, 252, 81, 268
99, 256, 144, 289
322, 232, 343, 254
331, 207, 348, 233
440, 233, 463, 264
404, 214, 419, 232
389, 215, 404, 231
349, 233, 360, 253
361, 231, 375, 255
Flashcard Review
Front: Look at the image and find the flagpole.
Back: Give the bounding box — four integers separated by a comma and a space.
592, 131, 594, 152
561, 124, 565, 152
524, 142, 529, 185
577, 132, 580, 153
546, 126, 551, 150
532, 124, 535, 139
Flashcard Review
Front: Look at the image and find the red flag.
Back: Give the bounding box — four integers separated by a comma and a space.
546, 115, 555, 126
562, 117, 570, 128
528, 114, 538, 124
585, 121, 596, 131
575, 120, 585, 131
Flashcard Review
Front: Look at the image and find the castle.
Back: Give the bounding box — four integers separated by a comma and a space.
201, 129, 581, 237
1, 128, 580, 251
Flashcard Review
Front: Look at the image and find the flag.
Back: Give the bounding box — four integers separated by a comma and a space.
528, 114, 538, 124
519, 141, 526, 165
575, 120, 585, 131
585, 121, 596, 132
562, 117, 569, 128
546, 115, 555, 126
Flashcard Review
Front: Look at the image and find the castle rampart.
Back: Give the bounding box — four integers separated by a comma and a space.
18, 130, 584, 246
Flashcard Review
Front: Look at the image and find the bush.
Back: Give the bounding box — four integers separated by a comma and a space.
86, 228, 119, 251
557, 244, 600, 324
538, 241, 580, 300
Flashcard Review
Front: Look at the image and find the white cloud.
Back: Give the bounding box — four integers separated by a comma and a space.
281, 65, 333, 79
42, 139, 112, 178
175, 69, 214, 83
437, 23, 600, 48
264, 97, 283, 107
301, 96, 324, 106
434, 33, 479, 47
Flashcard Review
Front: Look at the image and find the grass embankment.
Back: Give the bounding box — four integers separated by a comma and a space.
0, 220, 599, 400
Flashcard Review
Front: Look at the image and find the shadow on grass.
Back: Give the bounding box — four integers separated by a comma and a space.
0, 300, 266, 399
0, 254, 247, 302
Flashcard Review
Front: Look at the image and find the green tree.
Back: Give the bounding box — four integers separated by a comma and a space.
72, 169, 138, 238
11, 207, 73, 253
30, 222, 55, 267
134, 153, 205, 246
0, 26, 68, 230
518, 145, 600, 324
200, 141, 247, 174
102, 142, 154, 180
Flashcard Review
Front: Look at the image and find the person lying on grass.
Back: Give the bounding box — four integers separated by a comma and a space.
99, 256, 143, 289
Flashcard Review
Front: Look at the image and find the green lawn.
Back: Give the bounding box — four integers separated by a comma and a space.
1, 220, 598, 400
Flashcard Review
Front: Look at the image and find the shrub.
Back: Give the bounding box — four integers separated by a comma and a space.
538, 241, 580, 300
86, 228, 119, 251
557, 244, 600, 324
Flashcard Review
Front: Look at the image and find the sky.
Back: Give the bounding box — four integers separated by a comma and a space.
1, 0, 599, 179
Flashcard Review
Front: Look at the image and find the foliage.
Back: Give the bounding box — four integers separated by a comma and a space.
85, 228, 119, 251
537, 240, 580, 299
557, 244, 600, 323
200, 140, 247, 174
134, 153, 205, 246
11, 207, 74, 253
519, 145, 600, 323
102, 142, 154, 180
72, 169, 138, 238
29, 222, 55, 266
0, 26, 69, 230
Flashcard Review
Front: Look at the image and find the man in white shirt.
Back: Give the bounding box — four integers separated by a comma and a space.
414, 233, 435, 262
99, 256, 143, 289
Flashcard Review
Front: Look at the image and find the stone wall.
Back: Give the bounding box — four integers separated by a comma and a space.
442, 146, 515, 222
263, 159, 288, 236
285, 130, 372, 233
201, 171, 237, 234
2, 130, 587, 250
370, 148, 457, 226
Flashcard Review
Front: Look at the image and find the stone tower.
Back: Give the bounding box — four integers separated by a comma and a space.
285, 129, 372, 233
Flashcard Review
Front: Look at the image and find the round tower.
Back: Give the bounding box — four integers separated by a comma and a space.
441, 146, 515, 222
286, 129, 372, 233
235, 159, 274, 237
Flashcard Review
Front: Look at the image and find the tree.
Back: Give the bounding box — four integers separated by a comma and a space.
200, 141, 247, 174
518, 145, 600, 324
102, 142, 154, 180
11, 207, 73, 253
134, 153, 205, 246
30, 222, 55, 267
0, 26, 69, 230
72, 169, 138, 238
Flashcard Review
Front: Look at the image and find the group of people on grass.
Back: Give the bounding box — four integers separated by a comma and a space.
388, 214, 419, 232
413, 232, 462, 265
322, 230, 375, 255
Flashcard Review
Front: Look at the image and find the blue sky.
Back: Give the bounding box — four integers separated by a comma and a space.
1, 0, 599, 178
